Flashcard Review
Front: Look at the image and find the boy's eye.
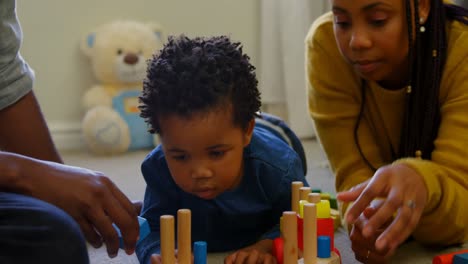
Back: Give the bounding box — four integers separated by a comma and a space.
210, 150, 225, 159
172, 155, 188, 161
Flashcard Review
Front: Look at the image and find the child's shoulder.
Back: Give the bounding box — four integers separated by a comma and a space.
246, 125, 300, 173
141, 145, 167, 172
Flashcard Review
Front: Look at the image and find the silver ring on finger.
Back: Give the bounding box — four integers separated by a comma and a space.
405, 199, 416, 210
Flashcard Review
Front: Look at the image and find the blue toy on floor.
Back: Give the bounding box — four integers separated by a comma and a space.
114, 216, 150, 249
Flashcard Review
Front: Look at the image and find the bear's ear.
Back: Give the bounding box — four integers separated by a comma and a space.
146, 22, 165, 43
80, 32, 96, 57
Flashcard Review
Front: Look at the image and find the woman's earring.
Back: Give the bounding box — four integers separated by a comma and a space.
420, 17, 426, 33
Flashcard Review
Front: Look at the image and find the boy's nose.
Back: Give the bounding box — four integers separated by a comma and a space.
191, 166, 213, 179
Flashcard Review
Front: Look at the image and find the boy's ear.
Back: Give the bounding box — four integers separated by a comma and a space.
243, 118, 255, 147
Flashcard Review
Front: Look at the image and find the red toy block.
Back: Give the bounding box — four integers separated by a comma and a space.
273, 237, 284, 264
433, 249, 468, 264
297, 215, 304, 250
317, 218, 334, 250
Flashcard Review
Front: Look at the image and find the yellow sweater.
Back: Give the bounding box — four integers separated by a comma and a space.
306, 12, 468, 245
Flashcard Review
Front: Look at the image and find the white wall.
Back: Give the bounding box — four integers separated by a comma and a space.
17, 1, 260, 149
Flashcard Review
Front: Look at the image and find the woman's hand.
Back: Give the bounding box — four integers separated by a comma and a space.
350, 200, 393, 263
337, 163, 428, 254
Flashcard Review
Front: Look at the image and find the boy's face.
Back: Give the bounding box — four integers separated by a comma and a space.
159, 109, 254, 200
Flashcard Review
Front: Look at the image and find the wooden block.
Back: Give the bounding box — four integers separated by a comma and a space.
303, 203, 317, 264
298, 251, 340, 264
320, 193, 331, 201
308, 193, 321, 204
292, 182, 304, 214
299, 200, 308, 218
330, 209, 341, 230
160, 215, 175, 264
283, 211, 298, 264
177, 209, 191, 264
300, 187, 312, 201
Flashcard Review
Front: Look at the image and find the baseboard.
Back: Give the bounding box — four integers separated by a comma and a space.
48, 121, 84, 151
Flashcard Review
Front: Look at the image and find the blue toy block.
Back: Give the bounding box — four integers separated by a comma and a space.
114, 216, 150, 249
194, 241, 207, 264
317, 236, 331, 258
454, 253, 468, 264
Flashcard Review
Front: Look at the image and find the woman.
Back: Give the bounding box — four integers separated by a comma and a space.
306, 0, 468, 262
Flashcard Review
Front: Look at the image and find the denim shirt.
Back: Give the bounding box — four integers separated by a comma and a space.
136, 125, 308, 264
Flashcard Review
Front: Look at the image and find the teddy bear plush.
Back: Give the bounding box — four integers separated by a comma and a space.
80, 20, 164, 155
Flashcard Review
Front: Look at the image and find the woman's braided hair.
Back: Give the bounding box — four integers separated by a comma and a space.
355, 0, 468, 171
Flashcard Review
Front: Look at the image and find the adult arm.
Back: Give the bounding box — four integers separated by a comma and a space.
391, 49, 468, 245
308, 15, 468, 246
0, 91, 62, 162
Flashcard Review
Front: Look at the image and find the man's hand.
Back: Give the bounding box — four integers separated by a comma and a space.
19, 156, 140, 258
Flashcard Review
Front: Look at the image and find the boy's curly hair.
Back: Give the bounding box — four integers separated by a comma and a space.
139, 35, 261, 134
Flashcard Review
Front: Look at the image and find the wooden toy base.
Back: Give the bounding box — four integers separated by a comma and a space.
297, 251, 340, 264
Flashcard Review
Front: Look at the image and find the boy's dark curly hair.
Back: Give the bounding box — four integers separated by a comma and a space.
139, 35, 261, 134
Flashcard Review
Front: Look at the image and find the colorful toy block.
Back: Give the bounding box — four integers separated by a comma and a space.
433, 249, 468, 264
272, 181, 341, 264
453, 253, 468, 264
114, 216, 150, 249
194, 241, 207, 264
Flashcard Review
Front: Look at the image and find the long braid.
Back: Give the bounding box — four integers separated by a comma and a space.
398, 0, 448, 160
398, 0, 415, 157
355, 0, 468, 169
